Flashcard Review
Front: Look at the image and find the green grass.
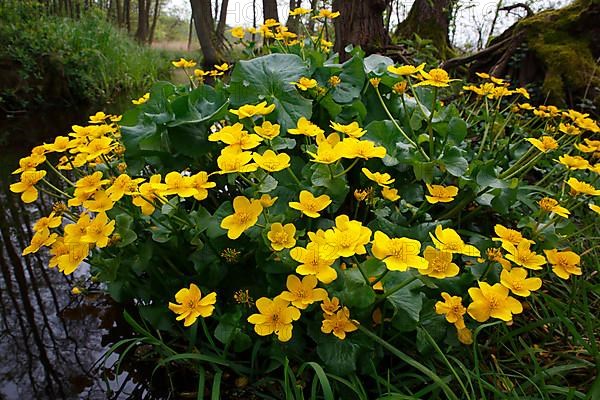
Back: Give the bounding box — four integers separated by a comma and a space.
0, 1, 176, 110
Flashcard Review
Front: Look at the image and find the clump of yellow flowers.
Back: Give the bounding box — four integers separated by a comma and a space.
9, 9, 599, 373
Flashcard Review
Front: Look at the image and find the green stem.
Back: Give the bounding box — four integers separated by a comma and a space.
334, 158, 359, 178
378, 275, 418, 302
427, 87, 438, 158
45, 160, 75, 186
287, 167, 302, 186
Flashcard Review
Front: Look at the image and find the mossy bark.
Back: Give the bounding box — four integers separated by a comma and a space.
444, 0, 600, 112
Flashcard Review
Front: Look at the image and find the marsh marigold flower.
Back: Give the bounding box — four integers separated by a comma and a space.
321, 296, 341, 315
168, 283, 217, 327
387, 63, 425, 76
526, 136, 558, 153
290, 243, 338, 284
221, 196, 263, 239
484, 247, 512, 270
371, 231, 428, 271
467, 282, 523, 322
425, 184, 458, 204
34, 212, 62, 233
56, 243, 89, 275
254, 121, 280, 140
566, 177, 600, 196
267, 223, 296, 251
229, 101, 275, 119
321, 307, 358, 340
538, 197, 570, 218
216, 148, 257, 174
288, 117, 324, 137
247, 296, 301, 342
172, 58, 196, 68
430, 225, 480, 257
544, 249, 581, 279
502, 240, 546, 270
81, 212, 115, 248
435, 292, 467, 328
259, 194, 277, 208
589, 203, 600, 215
362, 168, 395, 186
22, 230, 58, 256
500, 268, 542, 297
324, 215, 372, 258
421, 246, 460, 278
330, 121, 366, 138
230, 26, 245, 39
279, 275, 328, 309
10, 170, 46, 203
558, 154, 590, 170
313, 9, 340, 19
492, 224, 532, 247
132, 93, 150, 105
291, 77, 317, 91
339, 138, 386, 159
289, 191, 331, 218
253, 150, 291, 172
382, 187, 400, 201
415, 68, 457, 87
289, 7, 310, 15
132, 175, 164, 215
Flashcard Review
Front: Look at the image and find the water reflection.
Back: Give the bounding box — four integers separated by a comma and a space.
0, 107, 152, 399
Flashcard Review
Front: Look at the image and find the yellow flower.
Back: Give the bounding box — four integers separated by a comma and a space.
589, 203, 600, 214
209, 123, 262, 150
33, 212, 62, 233
339, 138, 386, 159
259, 194, 278, 208
71, 287, 82, 295
291, 77, 317, 91
43, 136, 74, 153
526, 136, 558, 152
321, 307, 358, 340
132, 174, 163, 215
330, 121, 366, 138
229, 101, 275, 119
253, 150, 291, 172
558, 154, 590, 170
381, 186, 400, 201
288, 117, 324, 137
387, 63, 425, 76
106, 174, 143, 202
566, 177, 600, 196
425, 184, 458, 204
216, 147, 258, 174
22, 229, 58, 256
267, 223, 296, 251
161, 171, 199, 198
559, 122, 581, 136
230, 26, 245, 39
313, 9, 340, 19
81, 212, 115, 248
10, 170, 46, 203
371, 231, 428, 271
456, 326, 473, 345
48, 237, 68, 268
421, 246, 459, 279
321, 296, 341, 315
289, 191, 331, 218
194, 69, 209, 78
168, 284, 217, 327
430, 225, 480, 257
329, 75, 341, 86
132, 92, 150, 105
279, 275, 328, 309
214, 63, 230, 72
492, 224, 530, 247
307, 142, 342, 164
290, 243, 338, 284
362, 167, 395, 186
500, 268, 542, 297
12, 154, 46, 174
75, 171, 110, 194
220, 196, 263, 240
538, 197, 570, 218
190, 171, 216, 201
247, 296, 301, 342
324, 215, 372, 258
544, 249, 581, 280
514, 87, 530, 99
415, 68, 457, 87
254, 121, 280, 140
484, 247, 512, 270
56, 242, 89, 275
435, 292, 467, 328
83, 190, 115, 212
172, 58, 196, 68
289, 7, 311, 16
467, 282, 523, 322
354, 188, 369, 202
64, 213, 92, 243
502, 240, 546, 270
475, 72, 490, 79
369, 77, 381, 88
88, 111, 107, 124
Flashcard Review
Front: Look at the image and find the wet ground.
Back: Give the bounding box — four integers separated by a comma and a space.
0, 105, 150, 399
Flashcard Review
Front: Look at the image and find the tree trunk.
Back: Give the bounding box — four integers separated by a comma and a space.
307, 0, 319, 33
115, 0, 122, 26
189, 0, 221, 68
332, 0, 390, 61
135, 0, 150, 43
394, 0, 456, 59
262, 0, 278, 22
148, 0, 161, 45
216, 0, 230, 47
287, 0, 302, 33
124, 0, 131, 33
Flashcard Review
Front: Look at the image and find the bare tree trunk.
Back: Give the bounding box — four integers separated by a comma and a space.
262, 0, 278, 22
115, 0, 122, 26
287, 0, 302, 33
190, 0, 221, 68
124, 0, 131, 33
216, 0, 230, 47
332, 0, 390, 61
307, 0, 319, 33
135, 0, 149, 42
394, 0, 456, 58
187, 15, 194, 50
149, 0, 161, 44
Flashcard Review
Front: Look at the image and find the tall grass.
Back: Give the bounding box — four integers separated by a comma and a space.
0, 1, 174, 110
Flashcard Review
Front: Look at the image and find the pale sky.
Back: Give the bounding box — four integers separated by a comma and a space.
165, 0, 570, 48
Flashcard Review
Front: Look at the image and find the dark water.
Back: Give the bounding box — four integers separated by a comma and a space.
0, 105, 152, 399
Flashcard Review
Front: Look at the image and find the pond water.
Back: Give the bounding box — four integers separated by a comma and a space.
0, 105, 157, 399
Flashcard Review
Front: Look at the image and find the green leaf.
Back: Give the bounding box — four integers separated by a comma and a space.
413, 161, 435, 182
440, 147, 468, 177
115, 213, 137, 247
447, 117, 467, 143
334, 268, 375, 309
363, 54, 394, 75
330, 55, 366, 104
476, 164, 508, 189
384, 272, 424, 323
228, 54, 312, 131
316, 337, 360, 376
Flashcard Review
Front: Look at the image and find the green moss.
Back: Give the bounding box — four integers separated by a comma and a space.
518, 0, 599, 107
